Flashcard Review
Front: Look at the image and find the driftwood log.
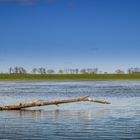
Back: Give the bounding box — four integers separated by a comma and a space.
0, 96, 110, 110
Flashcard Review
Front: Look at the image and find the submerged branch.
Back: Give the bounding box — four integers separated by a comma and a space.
0, 96, 110, 110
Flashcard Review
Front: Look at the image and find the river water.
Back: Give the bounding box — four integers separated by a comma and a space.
0, 80, 140, 140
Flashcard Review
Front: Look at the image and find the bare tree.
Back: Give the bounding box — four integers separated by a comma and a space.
75, 68, 79, 74
128, 67, 140, 74
32, 68, 38, 74
80, 69, 87, 74
64, 69, 70, 74
69, 69, 74, 74
9, 67, 13, 74
115, 69, 125, 74
11, 67, 27, 74
14, 66, 19, 74
92, 68, 98, 74
87, 68, 93, 74
38, 68, 46, 74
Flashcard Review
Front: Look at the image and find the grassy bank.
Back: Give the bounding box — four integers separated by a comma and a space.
0, 74, 140, 80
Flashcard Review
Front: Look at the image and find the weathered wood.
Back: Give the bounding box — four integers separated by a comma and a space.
0, 96, 110, 110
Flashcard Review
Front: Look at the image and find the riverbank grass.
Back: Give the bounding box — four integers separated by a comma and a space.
0, 74, 140, 80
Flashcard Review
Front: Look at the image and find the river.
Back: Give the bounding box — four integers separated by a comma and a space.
0, 81, 140, 140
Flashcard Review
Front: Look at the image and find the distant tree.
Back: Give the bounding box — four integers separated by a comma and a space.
80, 69, 87, 74
128, 68, 132, 74
64, 69, 70, 74
104, 72, 108, 74
9, 67, 13, 74
75, 68, 79, 74
38, 68, 46, 74
87, 68, 93, 74
32, 68, 38, 74
115, 69, 125, 74
58, 70, 64, 74
80, 68, 98, 74
47, 69, 55, 74
128, 67, 140, 74
19, 67, 27, 74
14, 66, 19, 74
11, 66, 27, 74
92, 68, 98, 74
71, 69, 77, 74
69, 69, 73, 74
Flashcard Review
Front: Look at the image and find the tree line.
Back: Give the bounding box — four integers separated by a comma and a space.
6, 67, 140, 74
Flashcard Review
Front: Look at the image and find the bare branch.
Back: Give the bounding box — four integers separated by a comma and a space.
0, 96, 110, 110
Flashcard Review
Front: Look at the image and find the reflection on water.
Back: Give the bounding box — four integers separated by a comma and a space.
1, 109, 110, 121
0, 81, 140, 140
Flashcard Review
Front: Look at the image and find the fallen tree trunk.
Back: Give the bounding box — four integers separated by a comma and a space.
0, 96, 110, 110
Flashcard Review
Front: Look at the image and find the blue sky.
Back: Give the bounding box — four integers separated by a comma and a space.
0, 0, 140, 72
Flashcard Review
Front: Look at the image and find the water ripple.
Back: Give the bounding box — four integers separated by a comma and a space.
0, 81, 140, 140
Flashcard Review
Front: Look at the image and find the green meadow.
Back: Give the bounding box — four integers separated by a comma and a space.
0, 74, 140, 80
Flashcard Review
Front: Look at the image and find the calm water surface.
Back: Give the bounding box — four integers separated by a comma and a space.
0, 81, 140, 140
